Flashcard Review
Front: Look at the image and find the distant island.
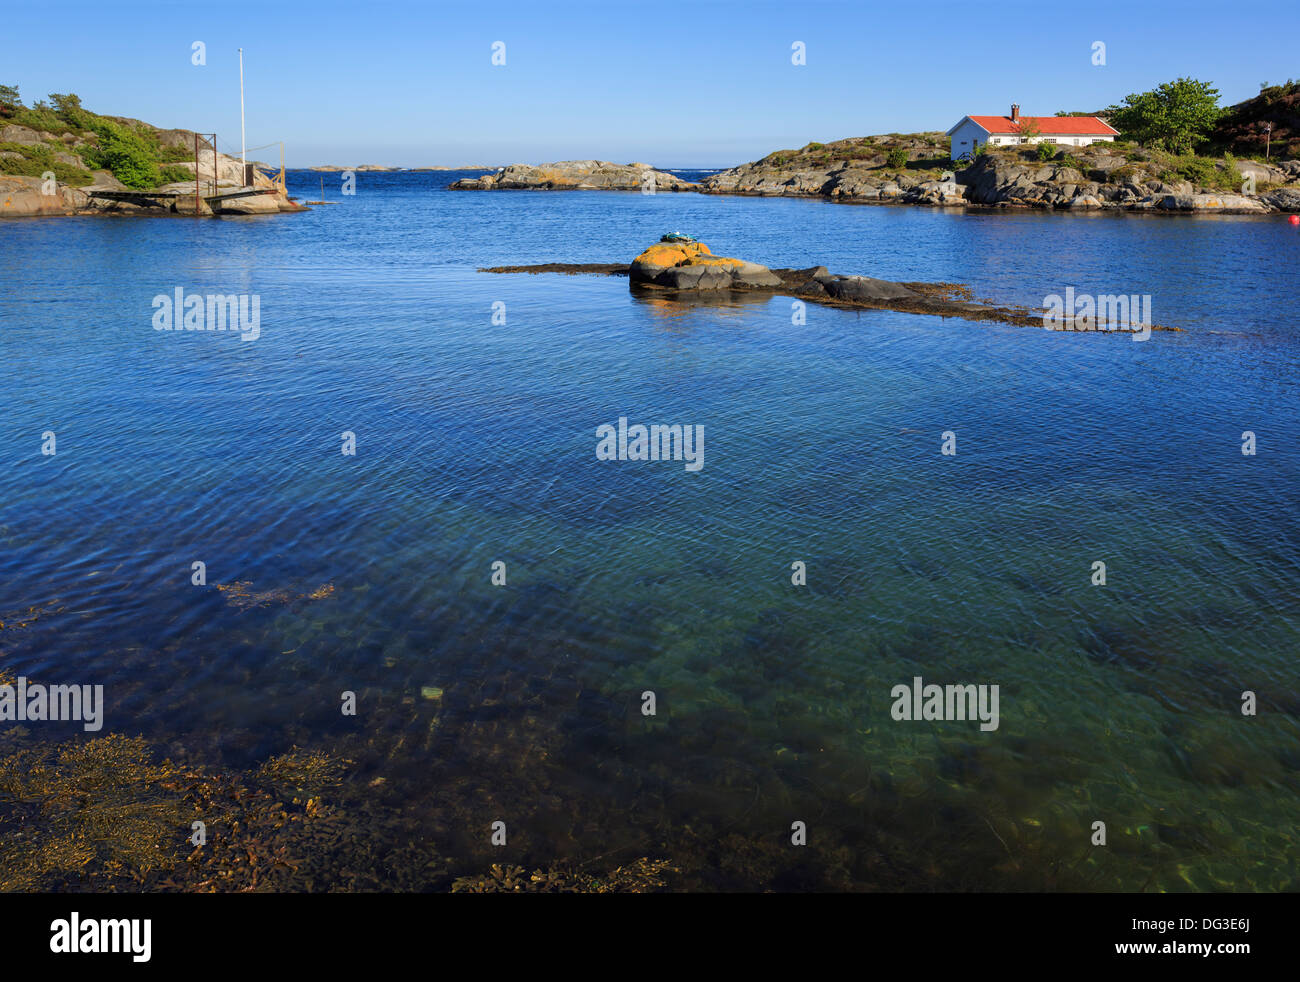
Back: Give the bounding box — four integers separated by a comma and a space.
450, 160, 694, 191
308, 165, 500, 172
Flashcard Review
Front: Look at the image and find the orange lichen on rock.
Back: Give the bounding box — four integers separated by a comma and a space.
632, 241, 744, 272
630, 239, 783, 291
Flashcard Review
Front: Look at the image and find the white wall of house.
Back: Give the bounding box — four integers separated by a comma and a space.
1012, 134, 1115, 148
948, 119, 987, 161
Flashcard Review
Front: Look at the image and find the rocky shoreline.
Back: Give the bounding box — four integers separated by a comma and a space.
449, 135, 1300, 214
702, 143, 1300, 214
482, 238, 1176, 334
1, 119, 304, 218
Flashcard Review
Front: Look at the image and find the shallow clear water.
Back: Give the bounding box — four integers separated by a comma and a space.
1, 170, 1298, 890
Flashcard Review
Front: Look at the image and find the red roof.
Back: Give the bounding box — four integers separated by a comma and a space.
967, 115, 1119, 136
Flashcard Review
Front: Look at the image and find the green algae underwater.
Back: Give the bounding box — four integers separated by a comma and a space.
3, 561, 1297, 895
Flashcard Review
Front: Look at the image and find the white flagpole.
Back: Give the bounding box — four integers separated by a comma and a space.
238, 48, 247, 179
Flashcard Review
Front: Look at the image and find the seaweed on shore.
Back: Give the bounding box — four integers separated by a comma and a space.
0, 729, 680, 893
478, 262, 629, 276
0, 735, 191, 891
451, 857, 678, 893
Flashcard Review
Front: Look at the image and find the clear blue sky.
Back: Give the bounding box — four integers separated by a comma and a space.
4, 0, 1295, 167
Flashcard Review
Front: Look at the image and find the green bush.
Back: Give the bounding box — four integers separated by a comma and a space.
1035, 141, 1056, 161
77, 118, 160, 188
158, 144, 194, 163
886, 147, 909, 168
1157, 154, 1240, 191
158, 164, 194, 185
8, 104, 72, 136
1221, 152, 1243, 190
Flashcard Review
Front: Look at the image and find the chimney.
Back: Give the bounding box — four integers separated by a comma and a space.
1011, 104, 1020, 122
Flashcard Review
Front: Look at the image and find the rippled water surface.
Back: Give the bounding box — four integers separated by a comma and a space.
1, 171, 1298, 890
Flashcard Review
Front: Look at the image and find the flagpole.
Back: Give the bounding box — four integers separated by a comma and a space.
238, 48, 247, 178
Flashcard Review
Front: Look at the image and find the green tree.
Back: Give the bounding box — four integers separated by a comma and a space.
48, 92, 92, 129
1017, 118, 1041, 144
1105, 77, 1222, 154
0, 84, 21, 108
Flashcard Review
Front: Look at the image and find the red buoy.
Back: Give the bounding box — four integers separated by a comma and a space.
1291, 215, 1300, 225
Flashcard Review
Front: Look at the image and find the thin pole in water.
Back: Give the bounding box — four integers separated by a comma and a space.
238, 48, 246, 178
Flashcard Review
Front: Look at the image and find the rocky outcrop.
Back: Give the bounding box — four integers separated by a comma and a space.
1138, 192, 1271, 213
450, 160, 695, 191
698, 134, 1300, 213
629, 240, 782, 290
0, 175, 88, 217
956, 151, 1285, 213
781, 267, 921, 302
1263, 187, 1300, 211
704, 156, 965, 205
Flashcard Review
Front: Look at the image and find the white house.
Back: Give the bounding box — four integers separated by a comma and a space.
947, 105, 1119, 161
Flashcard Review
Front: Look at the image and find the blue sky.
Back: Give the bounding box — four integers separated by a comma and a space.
4, 0, 1295, 167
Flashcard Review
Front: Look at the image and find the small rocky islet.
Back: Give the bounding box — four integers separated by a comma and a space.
449, 159, 694, 191
482, 237, 1172, 334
